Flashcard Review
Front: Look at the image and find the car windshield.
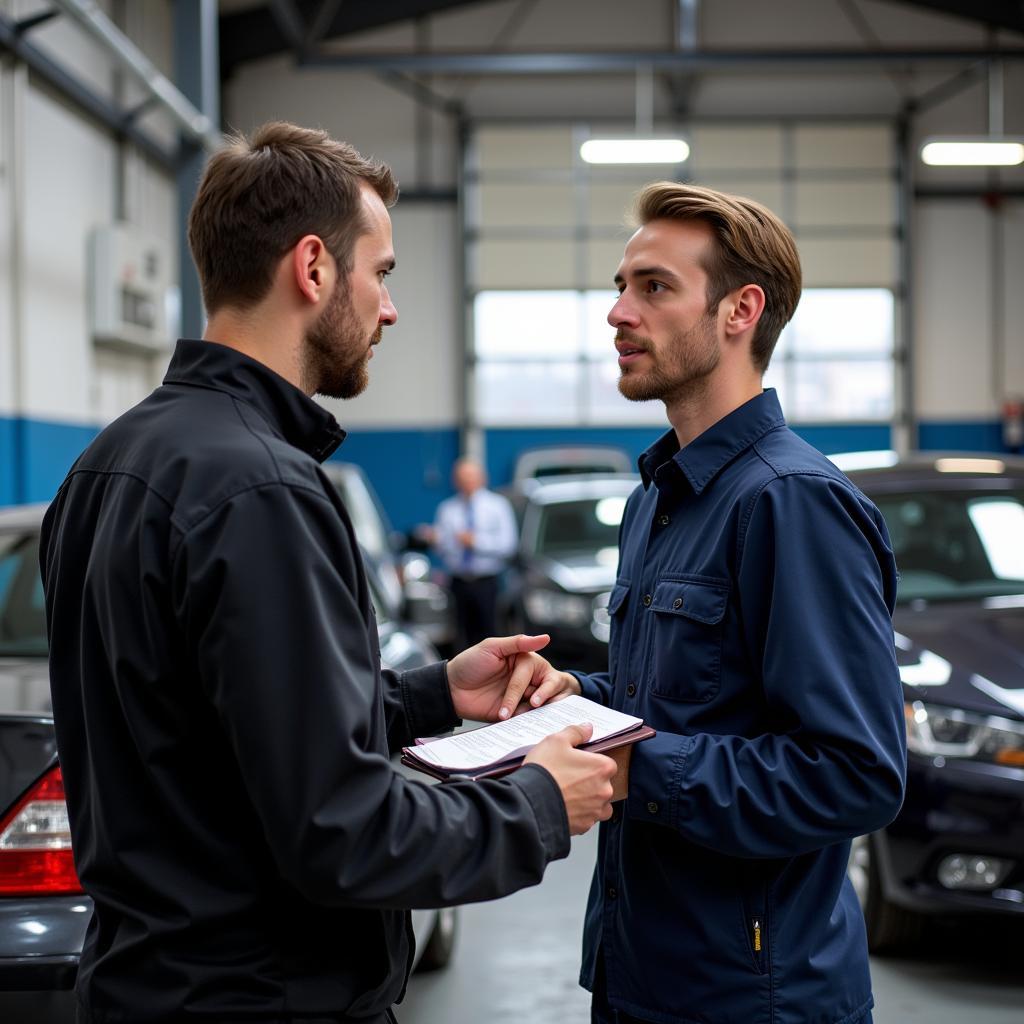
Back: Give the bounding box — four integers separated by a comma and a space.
535, 497, 626, 558
872, 488, 1024, 603
0, 529, 48, 657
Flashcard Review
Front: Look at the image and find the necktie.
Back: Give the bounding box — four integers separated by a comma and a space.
462, 497, 474, 569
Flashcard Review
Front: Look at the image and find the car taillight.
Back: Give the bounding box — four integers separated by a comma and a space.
0, 764, 83, 895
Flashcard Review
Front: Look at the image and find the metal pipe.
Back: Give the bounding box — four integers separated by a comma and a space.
894, 116, 916, 456
988, 59, 1004, 135
677, 0, 698, 51
49, 0, 220, 151
0, 11, 176, 168
300, 46, 1024, 75
2, 59, 27, 501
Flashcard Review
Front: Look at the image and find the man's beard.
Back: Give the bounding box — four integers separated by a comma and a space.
617, 313, 719, 406
303, 285, 381, 400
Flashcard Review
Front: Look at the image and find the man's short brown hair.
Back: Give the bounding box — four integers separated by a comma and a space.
187, 122, 398, 315
634, 182, 802, 373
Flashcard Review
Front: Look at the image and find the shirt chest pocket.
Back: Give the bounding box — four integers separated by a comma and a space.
647, 577, 729, 702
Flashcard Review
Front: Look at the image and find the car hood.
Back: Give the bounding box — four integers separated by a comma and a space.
533, 553, 618, 594
893, 598, 1024, 720
0, 656, 53, 716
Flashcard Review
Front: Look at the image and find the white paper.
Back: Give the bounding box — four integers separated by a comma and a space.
406, 695, 642, 772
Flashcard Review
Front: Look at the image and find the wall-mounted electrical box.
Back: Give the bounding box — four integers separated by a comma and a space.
89, 224, 172, 352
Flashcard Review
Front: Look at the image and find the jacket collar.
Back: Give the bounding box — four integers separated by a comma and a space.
639, 389, 786, 495
163, 339, 347, 463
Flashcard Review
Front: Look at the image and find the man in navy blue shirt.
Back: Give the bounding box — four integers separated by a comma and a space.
531, 182, 906, 1024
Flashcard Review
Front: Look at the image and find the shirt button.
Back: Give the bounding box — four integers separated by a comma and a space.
643, 594, 652, 607
647, 801, 659, 815
672, 597, 683, 609
626, 683, 636, 697
658, 514, 670, 526
607, 886, 618, 900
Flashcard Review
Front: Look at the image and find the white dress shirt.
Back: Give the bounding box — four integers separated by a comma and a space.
434, 488, 518, 577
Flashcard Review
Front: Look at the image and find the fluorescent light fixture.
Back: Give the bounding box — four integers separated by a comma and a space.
580, 138, 689, 165
934, 458, 1006, 474
920, 138, 1024, 167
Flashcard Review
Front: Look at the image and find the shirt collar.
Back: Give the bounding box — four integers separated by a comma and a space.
163, 339, 347, 463
639, 389, 787, 495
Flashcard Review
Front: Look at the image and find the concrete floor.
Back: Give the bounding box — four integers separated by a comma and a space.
401, 828, 1024, 1024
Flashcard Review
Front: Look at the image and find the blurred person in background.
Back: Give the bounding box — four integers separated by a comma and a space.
433, 457, 518, 649
40, 122, 615, 1024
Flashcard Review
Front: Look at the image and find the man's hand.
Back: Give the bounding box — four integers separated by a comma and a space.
524, 723, 616, 835
447, 634, 560, 722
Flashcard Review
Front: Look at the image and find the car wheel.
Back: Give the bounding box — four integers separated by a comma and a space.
848, 833, 926, 955
415, 907, 457, 972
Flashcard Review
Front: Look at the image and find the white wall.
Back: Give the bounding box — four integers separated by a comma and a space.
0, 0, 177, 427
2, 0, 1023, 439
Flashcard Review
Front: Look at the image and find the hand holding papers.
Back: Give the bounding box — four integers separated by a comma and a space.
401, 695, 654, 793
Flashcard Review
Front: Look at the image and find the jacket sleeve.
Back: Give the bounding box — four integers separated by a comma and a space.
623, 472, 907, 859
174, 481, 569, 908
380, 662, 460, 754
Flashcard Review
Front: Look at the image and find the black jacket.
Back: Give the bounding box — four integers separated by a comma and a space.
41, 339, 569, 1023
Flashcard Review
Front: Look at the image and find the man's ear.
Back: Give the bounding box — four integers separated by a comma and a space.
291, 234, 333, 305
723, 283, 765, 339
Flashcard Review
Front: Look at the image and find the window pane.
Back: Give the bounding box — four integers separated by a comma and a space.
475, 291, 580, 358
791, 359, 894, 420
476, 361, 580, 424
789, 289, 893, 355
967, 499, 1024, 580
761, 364, 789, 411
585, 359, 669, 425
583, 289, 618, 355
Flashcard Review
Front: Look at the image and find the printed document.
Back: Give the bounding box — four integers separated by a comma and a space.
407, 695, 642, 772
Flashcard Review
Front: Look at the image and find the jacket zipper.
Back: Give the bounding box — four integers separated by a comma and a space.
751, 917, 765, 970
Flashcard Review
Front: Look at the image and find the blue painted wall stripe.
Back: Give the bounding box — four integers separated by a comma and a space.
0, 416, 99, 508
332, 427, 461, 536
2, 415, 1015, 531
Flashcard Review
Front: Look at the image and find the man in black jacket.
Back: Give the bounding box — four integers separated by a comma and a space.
40, 122, 613, 1024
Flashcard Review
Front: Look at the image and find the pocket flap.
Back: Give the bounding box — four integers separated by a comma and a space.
606, 580, 631, 615
651, 579, 727, 624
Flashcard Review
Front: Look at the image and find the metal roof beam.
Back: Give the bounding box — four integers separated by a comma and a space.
299, 46, 1024, 74
49, 0, 220, 151
0, 10, 177, 169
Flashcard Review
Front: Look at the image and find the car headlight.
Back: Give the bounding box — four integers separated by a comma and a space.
905, 700, 1024, 766
523, 589, 591, 627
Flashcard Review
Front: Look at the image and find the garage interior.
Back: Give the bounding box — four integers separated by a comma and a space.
1, 1, 1023, 1022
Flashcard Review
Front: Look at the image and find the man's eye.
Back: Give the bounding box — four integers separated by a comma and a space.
647, 281, 664, 293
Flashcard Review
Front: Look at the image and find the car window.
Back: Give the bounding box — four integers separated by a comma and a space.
535, 497, 625, 557
0, 530, 48, 656
873, 489, 1024, 602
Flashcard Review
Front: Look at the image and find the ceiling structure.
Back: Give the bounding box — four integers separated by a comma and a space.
218, 0, 1024, 83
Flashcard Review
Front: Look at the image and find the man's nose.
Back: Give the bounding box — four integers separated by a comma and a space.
608, 292, 638, 329
380, 286, 398, 327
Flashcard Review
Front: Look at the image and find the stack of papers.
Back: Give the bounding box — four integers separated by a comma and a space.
401, 695, 654, 782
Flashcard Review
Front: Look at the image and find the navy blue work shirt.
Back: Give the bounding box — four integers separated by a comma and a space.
574, 389, 906, 1024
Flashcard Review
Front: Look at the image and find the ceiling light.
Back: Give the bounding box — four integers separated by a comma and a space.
580, 138, 690, 165
934, 458, 1006, 474
920, 138, 1024, 167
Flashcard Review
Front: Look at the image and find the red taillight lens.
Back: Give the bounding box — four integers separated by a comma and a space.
0, 764, 83, 895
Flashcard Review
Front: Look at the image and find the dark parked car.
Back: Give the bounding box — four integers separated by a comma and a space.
511, 445, 633, 489
0, 503, 455, 1016
502, 474, 639, 671
833, 453, 1024, 952
322, 462, 453, 651
503, 453, 1024, 954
